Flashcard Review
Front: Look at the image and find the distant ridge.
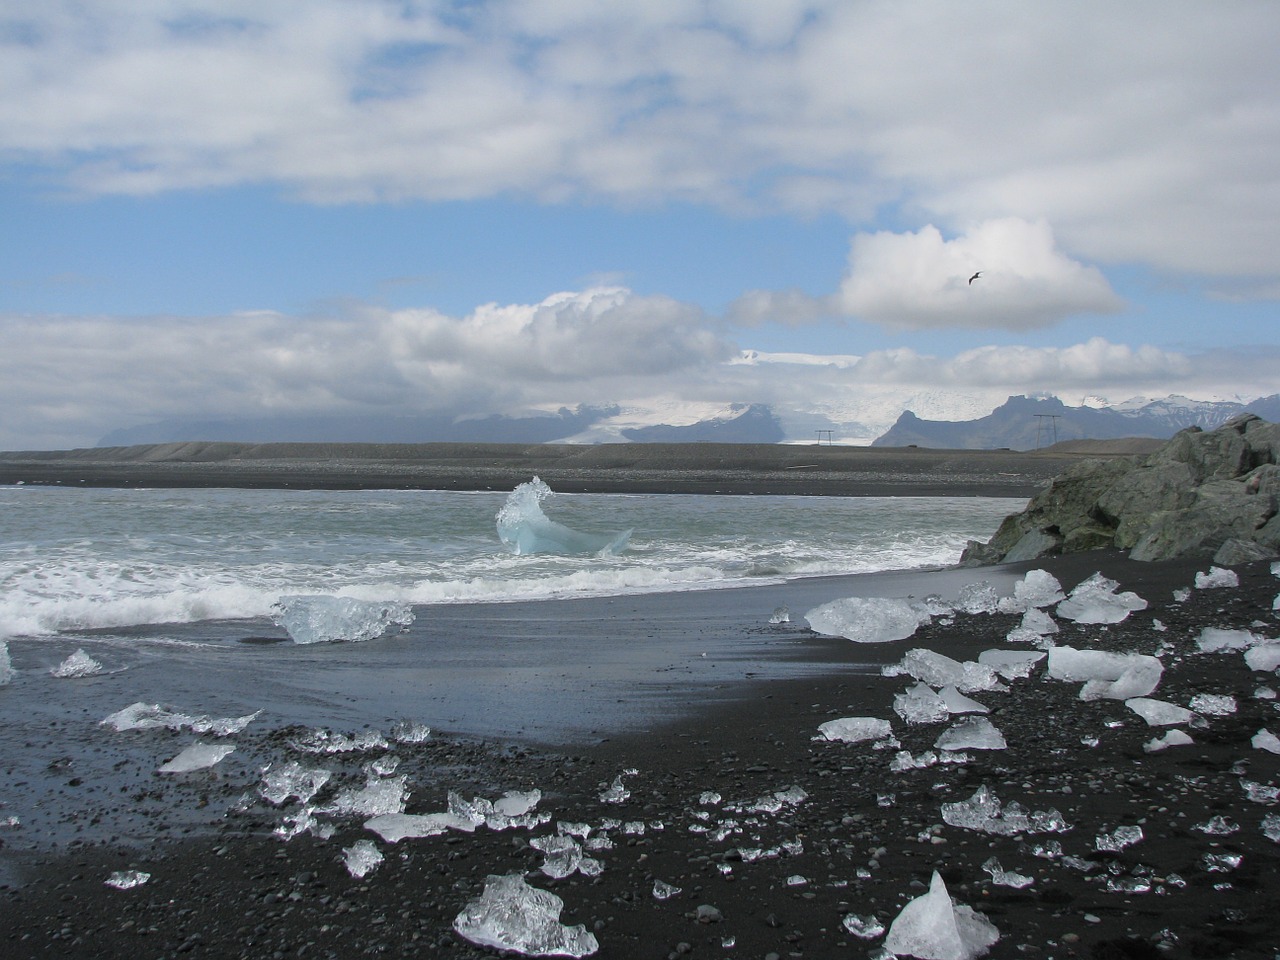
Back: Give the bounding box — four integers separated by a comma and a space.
873, 394, 1279, 450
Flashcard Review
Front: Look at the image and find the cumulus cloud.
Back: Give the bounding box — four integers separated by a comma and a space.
833, 219, 1124, 330
3, 3, 1279, 280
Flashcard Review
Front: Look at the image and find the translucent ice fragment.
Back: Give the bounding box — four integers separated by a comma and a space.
272, 595, 413, 644
727, 785, 808, 815
1194, 566, 1239, 589
939, 686, 989, 715
599, 772, 633, 804
530, 835, 602, 879
494, 790, 542, 818
1244, 643, 1280, 672
288, 728, 389, 753
894, 684, 950, 725
956, 581, 1000, 615
890, 750, 938, 771
1047, 647, 1162, 702
261, 761, 332, 806
1263, 813, 1280, 842
1202, 852, 1242, 872
935, 717, 1006, 752
941, 785, 1069, 836
883, 870, 999, 960
1189, 694, 1237, 716
496, 477, 630, 557
1012, 569, 1065, 609
102, 701, 260, 736
1006, 607, 1058, 644
805, 596, 929, 643
1079, 656, 1164, 702
342, 839, 383, 878
1254, 728, 1280, 754
1056, 573, 1147, 625
390, 720, 431, 743
105, 870, 150, 890
1196, 627, 1259, 654
365, 812, 462, 842
321, 774, 408, 817
981, 857, 1034, 889
842, 912, 886, 939
1144, 730, 1194, 752
1095, 825, 1143, 852
769, 606, 790, 624
887, 649, 1004, 694
1240, 780, 1280, 804
653, 880, 682, 900
158, 741, 235, 773
453, 873, 598, 957
1194, 816, 1240, 836
818, 716, 894, 743
977, 650, 1045, 681
0, 641, 11, 685
51, 649, 103, 678
1126, 698, 1195, 727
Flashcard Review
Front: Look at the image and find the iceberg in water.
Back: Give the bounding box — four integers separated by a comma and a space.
453, 873, 599, 957
806, 597, 929, 643
272, 595, 414, 644
496, 477, 630, 556
883, 871, 999, 960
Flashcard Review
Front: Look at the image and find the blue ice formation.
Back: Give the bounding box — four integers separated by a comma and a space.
272, 595, 414, 644
496, 477, 631, 556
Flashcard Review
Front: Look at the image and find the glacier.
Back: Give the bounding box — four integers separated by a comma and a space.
496, 477, 631, 556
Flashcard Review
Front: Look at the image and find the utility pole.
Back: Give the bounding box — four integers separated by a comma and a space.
1034, 414, 1062, 449
815, 429, 833, 446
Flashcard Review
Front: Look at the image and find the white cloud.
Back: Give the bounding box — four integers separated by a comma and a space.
4, 3, 1279, 281
833, 219, 1124, 330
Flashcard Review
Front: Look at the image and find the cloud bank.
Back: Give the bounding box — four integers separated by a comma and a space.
3, 2, 1279, 281
2, 290, 1272, 450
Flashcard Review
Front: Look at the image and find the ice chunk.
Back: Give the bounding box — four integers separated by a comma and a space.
935, 717, 1006, 751
390, 720, 431, 743
342, 839, 383, 878
51, 649, 103, 678
102, 701, 260, 736
1095, 825, 1143, 851
599, 770, 635, 804
453, 873, 599, 957
289, 728, 389, 753
894, 684, 950, 725
819, 716, 894, 742
842, 913, 886, 939
805, 596, 929, 643
494, 790, 542, 818
0, 641, 12, 685
726, 785, 808, 815
104, 870, 150, 890
1195, 566, 1239, 589
956, 581, 1000, 615
1244, 643, 1280, 672
321, 774, 409, 817
769, 606, 790, 624
1007, 608, 1059, 646
890, 750, 939, 771
977, 650, 1045, 680
1254, 728, 1280, 754
1264, 813, 1280, 842
1079, 657, 1164, 702
530, 834, 602, 879
1144, 730, 1194, 752
1196, 627, 1260, 653
1126, 698, 1195, 727
1056, 573, 1147, 624
653, 880, 682, 900
274, 806, 334, 842
887, 648, 1004, 694
496, 477, 630, 556
882, 871, 999, 960
1189, 694, 1237, 716
1012, 570, 1065, 609
1240, 779, 1280, 804
1194, 816, 1240, 836
981, 857, 1033, 889
941, 785, 1070, 836
939, 686, 989, 715
272, 595, 413, 644
365, 812, 462, 842
261, 761, 332, 806
1047, 647, 1163, 700
158, 741, 235, 773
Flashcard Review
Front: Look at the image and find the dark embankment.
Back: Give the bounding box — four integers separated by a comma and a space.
0, 440, 1145, 497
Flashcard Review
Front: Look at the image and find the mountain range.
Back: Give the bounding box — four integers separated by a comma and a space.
95, 394, 1279, 451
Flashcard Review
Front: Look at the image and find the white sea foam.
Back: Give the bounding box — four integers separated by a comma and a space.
0, 487, 1019, 639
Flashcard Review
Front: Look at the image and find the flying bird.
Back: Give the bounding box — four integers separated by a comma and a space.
968, 271, 982, 285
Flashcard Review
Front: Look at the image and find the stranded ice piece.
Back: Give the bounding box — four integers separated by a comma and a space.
1055, 572, 1147, 624
50, 649, 104, 678
272, 595, 414, 644
882, 871, 999, 960
158, 741, 235, 773
818, 716, 894, 743
453, 873, 599, 957
805, 596, 930, 643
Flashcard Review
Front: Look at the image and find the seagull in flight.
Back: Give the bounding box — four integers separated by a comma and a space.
968, 271, 982, 285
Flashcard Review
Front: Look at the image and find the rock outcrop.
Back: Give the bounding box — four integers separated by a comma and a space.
962, 414, 1280, 565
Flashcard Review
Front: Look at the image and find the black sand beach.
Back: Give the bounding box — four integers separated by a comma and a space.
2, 449, 1278, 960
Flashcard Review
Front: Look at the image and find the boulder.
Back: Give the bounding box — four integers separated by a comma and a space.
962, 415, 1280, 565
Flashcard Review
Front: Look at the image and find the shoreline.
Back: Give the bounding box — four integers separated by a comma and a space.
3, 552, 1278, 958
0, 441, 1128, 497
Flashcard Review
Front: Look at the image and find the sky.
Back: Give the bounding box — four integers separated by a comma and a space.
2, 0, 1278, 449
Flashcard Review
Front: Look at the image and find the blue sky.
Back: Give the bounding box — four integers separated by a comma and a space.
2, 1, 1278, 449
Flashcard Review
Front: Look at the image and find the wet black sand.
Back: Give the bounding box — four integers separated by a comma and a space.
2, 550, 1278, 959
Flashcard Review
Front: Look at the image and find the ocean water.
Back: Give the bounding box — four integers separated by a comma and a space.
0, 481, 1020, 642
